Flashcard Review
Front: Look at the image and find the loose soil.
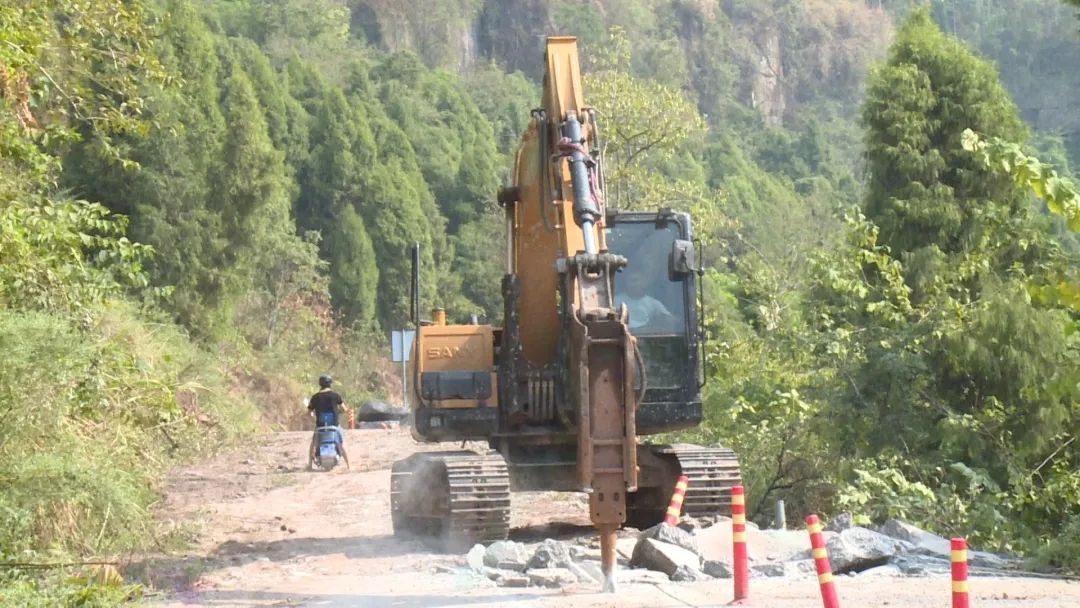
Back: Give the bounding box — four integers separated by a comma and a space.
139, 428, 1080, 607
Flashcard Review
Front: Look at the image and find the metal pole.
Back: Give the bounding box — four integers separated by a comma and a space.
599, 524, 617, 592
401, 332, 408, 410
775, 499, 786, 529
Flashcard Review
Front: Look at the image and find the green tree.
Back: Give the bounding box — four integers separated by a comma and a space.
863, 9, 1028, 264
463, 63, 538, 159
61, 1, 232, 333
812, 9, 1080, 547
371, 51, 500, 231
295, 83, 379, 324
325, 205, 378, 324
212, 53, 325, 342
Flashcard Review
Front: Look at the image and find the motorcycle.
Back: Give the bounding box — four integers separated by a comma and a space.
311, 412, 343, 471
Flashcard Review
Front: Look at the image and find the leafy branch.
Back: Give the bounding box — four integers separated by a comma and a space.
961, 128, 1080, 231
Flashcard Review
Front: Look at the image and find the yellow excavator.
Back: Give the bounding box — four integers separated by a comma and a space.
391, 36, 741, 590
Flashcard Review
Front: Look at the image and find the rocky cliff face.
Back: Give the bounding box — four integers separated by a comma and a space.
348, 0, 891, 127
751, 26, 785, 127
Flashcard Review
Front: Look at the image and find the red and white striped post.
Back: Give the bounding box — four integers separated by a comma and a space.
731, 485, 749, 602
952, 537, 969, 608
806, 514, 841, 608
663, 474, 690, 526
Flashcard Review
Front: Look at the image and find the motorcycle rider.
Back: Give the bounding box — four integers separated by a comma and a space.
307, 374, 350, 470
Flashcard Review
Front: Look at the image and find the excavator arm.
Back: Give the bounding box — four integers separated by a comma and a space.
526, 36, 640, 591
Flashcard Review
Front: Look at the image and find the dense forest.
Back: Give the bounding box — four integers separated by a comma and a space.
3, 0, 1080, 602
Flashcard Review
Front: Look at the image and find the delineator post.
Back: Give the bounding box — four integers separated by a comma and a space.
952, 537, 969, 608
806, 514, 841, 608
664, 474, 690, 526
732, 485, 749, 601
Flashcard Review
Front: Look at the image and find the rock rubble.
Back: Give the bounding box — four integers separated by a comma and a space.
451, 516, 1018, 589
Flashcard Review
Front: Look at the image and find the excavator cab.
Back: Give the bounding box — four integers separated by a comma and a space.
606, 209, 703, 434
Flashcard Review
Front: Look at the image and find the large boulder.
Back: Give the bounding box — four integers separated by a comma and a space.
630, 538, 701, 576
878, 519, 950, 554
356, 400, 408, 422
483, 540, 530, 572
825, 526, 908, 574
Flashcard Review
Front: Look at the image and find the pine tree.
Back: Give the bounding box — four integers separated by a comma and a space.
213, 56, 313, 327
862, 9, 1029, 280
326, 205, 378, 323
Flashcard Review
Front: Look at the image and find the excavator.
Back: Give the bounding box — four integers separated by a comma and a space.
390, 36, 741, 590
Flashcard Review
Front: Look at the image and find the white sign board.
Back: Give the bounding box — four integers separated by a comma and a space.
391, 329, 416, 363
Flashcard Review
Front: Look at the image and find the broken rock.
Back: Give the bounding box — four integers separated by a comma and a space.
466, 544, 486, 573
621, 568, 672, 585
670, 565, 708, 582
751, 562, 786, 577
703, 559, 733, 578
638, 523, 700, 556
527, 539, 573, 570
483, 540, 529, 572
825, 527, 908, 574
786, 559, 818, 577
494, 572, 530, 588
878, 519, 1012, 569
568, 560, 602, 583
630, 538, 701, 576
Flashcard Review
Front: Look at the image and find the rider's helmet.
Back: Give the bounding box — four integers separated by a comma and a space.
318, 374, 333, 388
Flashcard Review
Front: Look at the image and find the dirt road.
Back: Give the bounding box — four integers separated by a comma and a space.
142, 428, 1080, 608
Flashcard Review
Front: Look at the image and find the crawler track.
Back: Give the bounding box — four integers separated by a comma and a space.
658, 445, 743, 517
627, 444, 742, 528
391, 451, 510, 550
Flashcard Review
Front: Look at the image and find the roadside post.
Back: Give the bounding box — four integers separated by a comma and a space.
390, 329, 415, 410
731, 485, 749, 603
806, 514, 841, 608
952, 537, 969, 608
664, 475, 690, 525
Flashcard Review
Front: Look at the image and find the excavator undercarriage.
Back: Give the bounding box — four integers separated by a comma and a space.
389, 445, 741, 549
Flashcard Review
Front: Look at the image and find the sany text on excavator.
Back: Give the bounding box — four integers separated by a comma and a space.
390, 36, 741, 591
